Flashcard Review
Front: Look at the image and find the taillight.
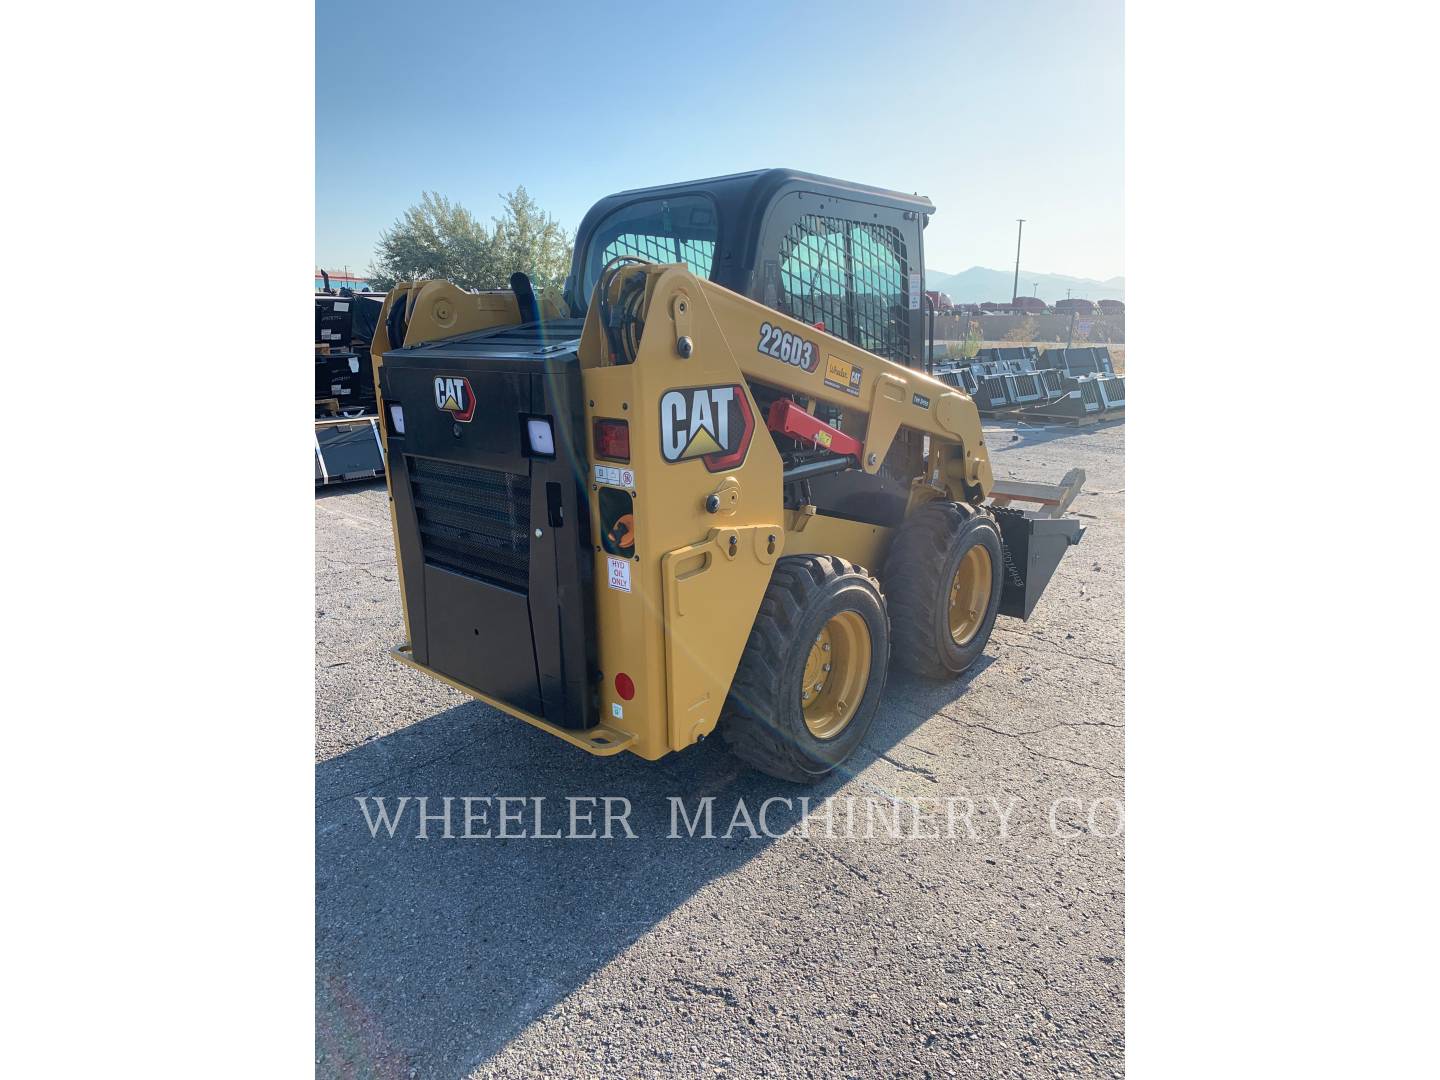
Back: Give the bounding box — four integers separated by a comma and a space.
614, 673, 635, 700
593, 418, 630, 462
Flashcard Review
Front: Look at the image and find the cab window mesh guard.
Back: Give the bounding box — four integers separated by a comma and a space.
601, 233, 715, 276
779, 215, 910, 364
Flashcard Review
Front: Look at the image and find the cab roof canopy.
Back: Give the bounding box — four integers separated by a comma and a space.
564, 168, 935, 316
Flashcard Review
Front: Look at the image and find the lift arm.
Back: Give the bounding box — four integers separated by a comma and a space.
578, 264, 995, 503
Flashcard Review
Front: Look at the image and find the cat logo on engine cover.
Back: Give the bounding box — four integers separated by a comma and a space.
659, 384, 754, 473
433, 375, 476, 422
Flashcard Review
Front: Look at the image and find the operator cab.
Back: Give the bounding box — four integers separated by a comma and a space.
566, 169, 935, 371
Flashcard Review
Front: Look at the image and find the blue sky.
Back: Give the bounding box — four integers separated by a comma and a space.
316, 0, 1122, 282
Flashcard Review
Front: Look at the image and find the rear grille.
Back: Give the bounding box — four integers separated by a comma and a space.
1080, 381, 1101, 408
982, 375, 1009, 406
408, 457, 531, 593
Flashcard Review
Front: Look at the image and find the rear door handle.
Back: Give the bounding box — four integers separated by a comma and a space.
546, 481, 564, 528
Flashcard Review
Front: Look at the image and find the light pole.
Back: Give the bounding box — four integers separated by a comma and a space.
1011, 219, 1025, 304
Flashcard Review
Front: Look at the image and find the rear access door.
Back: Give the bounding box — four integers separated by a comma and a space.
379, 321, 597, 729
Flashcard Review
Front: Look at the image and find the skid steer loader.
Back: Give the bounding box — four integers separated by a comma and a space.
370, 169, 1083, 782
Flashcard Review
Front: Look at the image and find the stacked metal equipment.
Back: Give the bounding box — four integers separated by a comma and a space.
1024, 346, 1125, 421
933, 345, 1124, 423
315, 291, 388, 485
934, 347, 1048, 415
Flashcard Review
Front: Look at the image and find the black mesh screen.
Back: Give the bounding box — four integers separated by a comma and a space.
408, 457, 531, 593
777, 215, 910, 364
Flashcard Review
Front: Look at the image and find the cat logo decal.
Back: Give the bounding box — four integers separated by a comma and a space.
658, 384, 754, 473
433, 375, 476, 422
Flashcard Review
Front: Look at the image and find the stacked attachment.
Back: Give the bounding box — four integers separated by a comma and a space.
933, 346, 1124, 423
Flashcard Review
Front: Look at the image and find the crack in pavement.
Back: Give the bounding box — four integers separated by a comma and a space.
318, 743, 476, 806
912, 709, 1124, 781
867, 748, 940, 784
992, 632, 1123, 670
815, 844, 872, 882
668, 978, 742, 1007
315, 502, 388, 531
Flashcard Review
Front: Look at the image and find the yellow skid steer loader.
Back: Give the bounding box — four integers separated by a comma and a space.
370, 170, 1083, 781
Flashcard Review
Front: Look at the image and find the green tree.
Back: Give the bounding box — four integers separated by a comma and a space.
962, 318, 983, 359
490, 187, 572, 293
366, 187, 572, 295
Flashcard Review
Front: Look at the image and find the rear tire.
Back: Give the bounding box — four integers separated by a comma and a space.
720, 555, 890, 783
886, 501, 1004, 679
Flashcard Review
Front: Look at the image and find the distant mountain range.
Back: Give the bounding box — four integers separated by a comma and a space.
926, 267, 1125, 304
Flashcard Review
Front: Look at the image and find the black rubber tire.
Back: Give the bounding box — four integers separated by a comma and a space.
719, 555, 890, 783
885, 501, 1004, 679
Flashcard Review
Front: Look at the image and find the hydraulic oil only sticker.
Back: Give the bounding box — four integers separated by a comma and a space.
824, 355, 863, 397
606, 556, 632, 593
594, 464, 635, 488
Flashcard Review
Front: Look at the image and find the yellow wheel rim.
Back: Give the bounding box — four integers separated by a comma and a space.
801, 611, 872, 739
948, 545, 993, 646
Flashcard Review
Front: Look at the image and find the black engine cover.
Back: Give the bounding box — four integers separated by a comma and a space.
379, 320, 597, 729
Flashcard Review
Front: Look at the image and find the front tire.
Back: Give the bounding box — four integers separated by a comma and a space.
720, 555, 890, 783
886, 501, 1004, 679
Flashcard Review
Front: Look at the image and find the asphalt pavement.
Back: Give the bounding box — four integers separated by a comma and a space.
316, 418, 1125, 1079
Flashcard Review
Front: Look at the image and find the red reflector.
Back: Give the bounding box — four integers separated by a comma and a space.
593, 418, 630, 462
614, 673, 635, 700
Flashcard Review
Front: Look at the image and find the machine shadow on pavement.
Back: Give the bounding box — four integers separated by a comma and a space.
315, 659, 989, 1077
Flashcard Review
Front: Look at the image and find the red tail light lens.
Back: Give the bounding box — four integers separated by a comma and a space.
593, 418, 630, 462
614, 673, 635, 700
